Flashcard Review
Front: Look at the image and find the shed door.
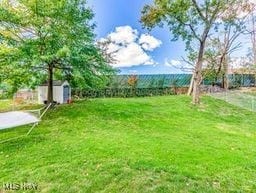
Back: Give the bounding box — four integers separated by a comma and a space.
63, 85, 70, 103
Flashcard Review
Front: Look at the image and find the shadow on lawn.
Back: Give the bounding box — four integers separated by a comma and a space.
45, 100, 153, 121
0, 131, 47, 152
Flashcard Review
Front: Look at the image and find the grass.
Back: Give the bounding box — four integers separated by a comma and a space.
1, 95, 256, 192
0, 99, 13, 112
0, 99, 43, 113
245, 92, 256, 97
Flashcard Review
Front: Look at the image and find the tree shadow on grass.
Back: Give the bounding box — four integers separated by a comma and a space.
0, 131, 47, 152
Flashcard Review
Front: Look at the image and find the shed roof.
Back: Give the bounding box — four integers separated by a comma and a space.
39, 80, 67, 86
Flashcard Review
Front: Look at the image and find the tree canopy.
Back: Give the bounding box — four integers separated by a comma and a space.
141, 0, 253, 104
0, 0, 114, 101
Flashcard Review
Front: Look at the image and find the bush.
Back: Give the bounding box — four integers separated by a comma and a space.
72, 87, 175, 99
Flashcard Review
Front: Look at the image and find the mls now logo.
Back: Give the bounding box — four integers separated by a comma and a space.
2, 182, 38, 191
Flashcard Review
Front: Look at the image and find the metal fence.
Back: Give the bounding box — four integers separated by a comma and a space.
73, 74, 256, 99
228, 74, 256, 87
110, 74, 256, 88
209, 90, 256, 112
110, 74, 192, 88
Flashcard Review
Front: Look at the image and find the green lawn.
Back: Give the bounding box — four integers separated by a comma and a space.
0, 99, 43, 113
0, 99, 13, 112
1, 96, 256, 192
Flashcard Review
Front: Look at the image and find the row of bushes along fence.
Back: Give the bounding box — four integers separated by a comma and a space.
72, 87, 184, 98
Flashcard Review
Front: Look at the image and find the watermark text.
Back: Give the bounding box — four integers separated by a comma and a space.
2, 182, 38, 191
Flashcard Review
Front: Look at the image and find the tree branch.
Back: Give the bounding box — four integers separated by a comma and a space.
172, 15, 202, 42
191, 0, 207, 21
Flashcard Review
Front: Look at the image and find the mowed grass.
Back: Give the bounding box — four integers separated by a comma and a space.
0, 99, 42, 113
1, 96, 256, 193
0, 99, 13, 112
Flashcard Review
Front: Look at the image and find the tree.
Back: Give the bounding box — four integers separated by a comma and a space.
127, 75, 138, 88
141, 0, 250, 104
127, 75, 138, 96
251, 14, 256, 66
204, 19, 245, 89
0, 0, 114, 104
96, 37, 118, 64
246, 2, 256, 66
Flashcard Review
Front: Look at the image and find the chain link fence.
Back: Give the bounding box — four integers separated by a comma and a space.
209, 89, 256, 112
73, 74, 256, 99
111, 74, 256, 88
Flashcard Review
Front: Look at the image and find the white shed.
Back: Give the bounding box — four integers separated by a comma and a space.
38, 80, 71, 104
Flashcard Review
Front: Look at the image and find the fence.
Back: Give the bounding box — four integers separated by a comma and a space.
209, 90, 256, 112
228, 74, 256, 87
73, 74, 256, 99
110, 74, 192, 88
1, 74, 255, 99
111, 74, 256, 88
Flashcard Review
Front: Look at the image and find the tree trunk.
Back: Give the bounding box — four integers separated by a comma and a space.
251, 13, 256, 87
47, 64, 54, 104
223, 56, 229, 90
223, 75, 228, 90
252, 13, 256, 66
192, 40, 205, 104
192, 69, 202, 104
187, 73, 194, 96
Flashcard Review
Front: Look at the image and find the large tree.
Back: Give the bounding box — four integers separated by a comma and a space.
141, 0, 250, 104
203, 17, 246, 89
246, 2, 256, 66
0, 0, 114, 103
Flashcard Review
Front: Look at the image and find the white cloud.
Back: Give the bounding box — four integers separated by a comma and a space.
108, 26, 138, 44
144, 59, 156, 65
165, 59, 193, 72
165, 59, 182, 67
139, 34, 162, 51
107, 42, 122, 53
113, 42, 151, 67
99, 26, 162, 68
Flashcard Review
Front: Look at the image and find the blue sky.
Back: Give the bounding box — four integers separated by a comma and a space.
87, 0, 187, 74
87, 0, 253, 75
